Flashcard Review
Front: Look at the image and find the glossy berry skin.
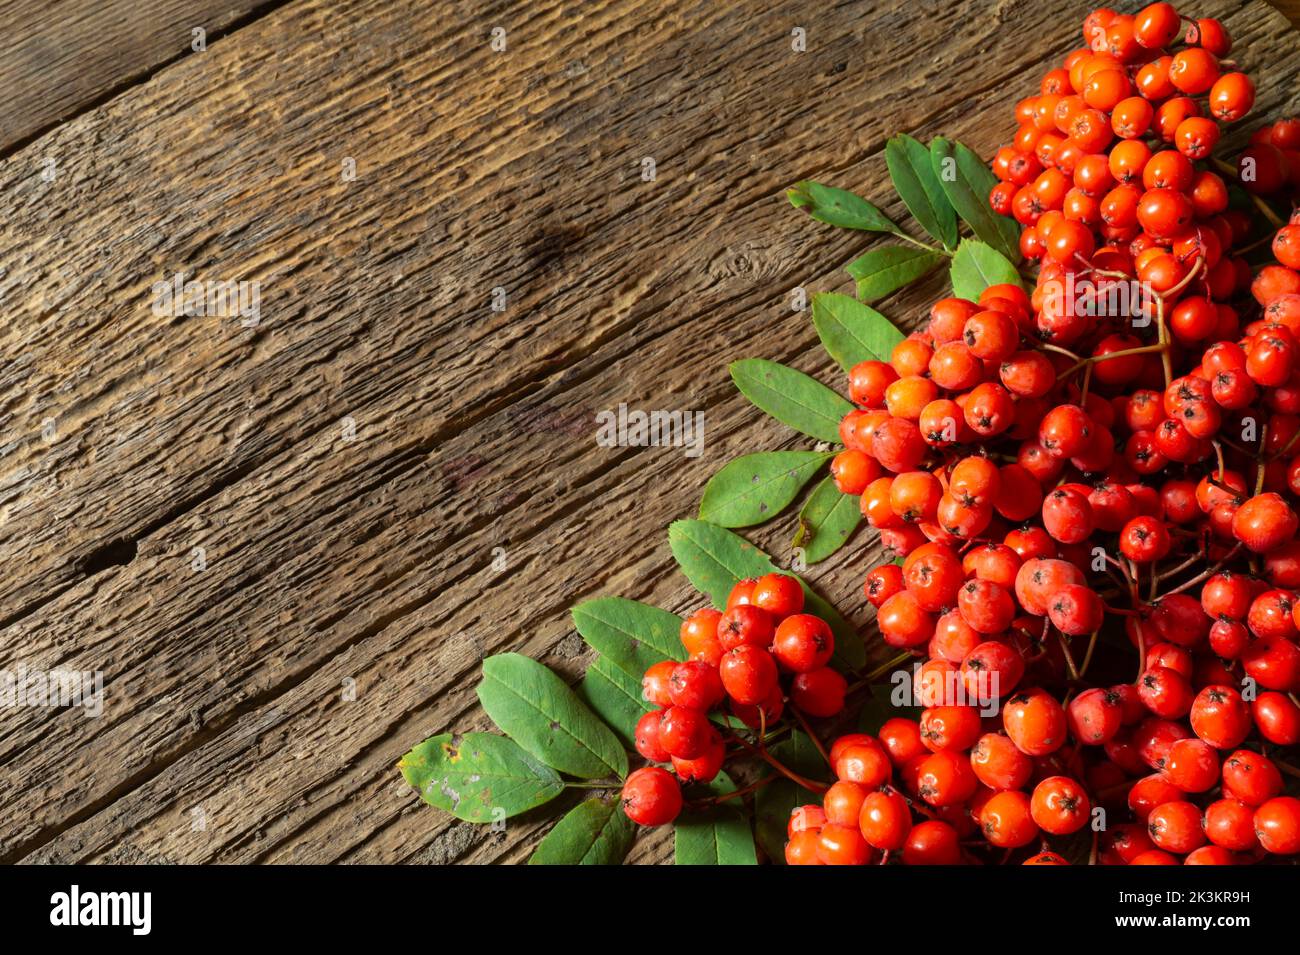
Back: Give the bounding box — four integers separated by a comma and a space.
1204, 798, 1259, 851
641, 660, 676, 706
1120, 515, 1171, 563
1189, 685, 1250, 749
634, 709, 671, 763
1003, 688, 1068, 756
916, 750, 979, 807
957, 579, 1016, 633
1164, 738, 1220, 793
979, 790, 1039, 848
657, 706, 712, 759
716, 604, 775, 652
680, 608, 723, 666
816, 823, 874, 865
859, 789, 912, 850
772, 614, 834, 673
1068, 688, 1123, 746
835, 742, 891, 789
1148, 800, 1207, 854
864, 563, 905, 608
1222, 750, 1283, 806
784, 830, 823, 865
718, 646, 778, 706
1030, 776, 1091, 835
1128, 774, 1184, 822
902, 820, 962, 865
1254, 797, 1300, 855
970, 732, 1032, 791
790, 667, 847, 717
823, 781, 869, 827
1232, 493, 1299, 553
919, 705, 982, 753
667, 661, 725, 711
1253, 691, 1300, 744
672, 731, 725, 783
621, 767, 682, 826
751, 573, 805, 618
788, 803, 827, 836
1047, 583, 1103, 635
1138, 666, 1194, 719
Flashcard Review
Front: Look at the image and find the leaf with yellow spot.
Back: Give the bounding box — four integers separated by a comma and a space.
399, 732, 563, 822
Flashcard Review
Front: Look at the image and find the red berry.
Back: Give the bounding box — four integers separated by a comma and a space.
791, 667, 848, 717
718, 646, 778, 706
751, 572, 805, 618
657, 705, 712, 759
621, 767, 682, 826
772, 614, 835, 673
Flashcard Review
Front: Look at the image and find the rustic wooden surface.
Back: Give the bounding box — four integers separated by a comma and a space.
0, 0, 1297, 865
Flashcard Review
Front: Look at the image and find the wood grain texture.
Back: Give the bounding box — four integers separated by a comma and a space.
0, 0, 1297, 865
1267, 0, 1300, 28
0, 0, 274, 156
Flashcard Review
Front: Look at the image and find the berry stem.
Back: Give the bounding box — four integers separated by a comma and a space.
892, 230, 950, 256
726, 731, 829, 794
790, 705, 833, 768
1101, 602, 1142, 617
860, 649, 914, 683
1273, 758, 1300, 780
1078, 629, 1100, 678
1154, 296, 1173, 389
1156, 543, 1244, 598
705, 773, 778, 804
1057, 629, 1080, 682
1255, 422, 1269, 496
1039, 342, 1084, 363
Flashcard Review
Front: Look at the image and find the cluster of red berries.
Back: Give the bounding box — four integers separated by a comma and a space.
621, 573, 844, 826
989, 3, 1255, 290
784, 717, 1300, 864
796, 6, 1300, 865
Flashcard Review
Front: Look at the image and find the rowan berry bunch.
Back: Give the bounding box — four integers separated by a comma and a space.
622, 572, 845, 826
788, 5, 1300, 865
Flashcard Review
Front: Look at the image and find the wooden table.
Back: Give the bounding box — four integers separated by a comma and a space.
1, 0, 1298, 865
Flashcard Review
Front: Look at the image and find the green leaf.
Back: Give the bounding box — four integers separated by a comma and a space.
886, 134, 959, 249
857, 681, 920, 734
529, 795, 635, 865
399, 733, 564, 823
787, 180, 898, 233
674, 772, 758, 865
477, 653, 629, 780
754, 732, 831, 863
811, 292, 906, 374
667, 520, 865, 671
949, 239, 1023, 301
699, 451, 832, 528
572, 597, 686, 681
729, 358, 853, 443
930, 137, 1022, 264
793, 475, 862, 564
845, 246, 945, 302
577, 657, 652, 750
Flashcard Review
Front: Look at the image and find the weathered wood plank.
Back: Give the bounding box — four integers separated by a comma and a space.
3, 0, 1298, 865
0, 0, 272, 156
